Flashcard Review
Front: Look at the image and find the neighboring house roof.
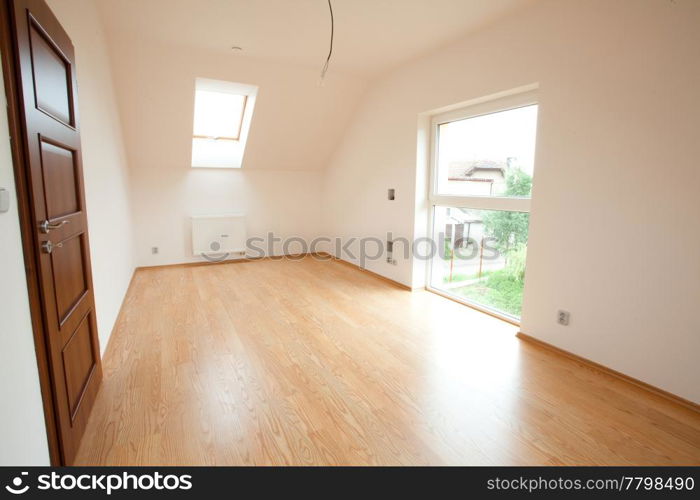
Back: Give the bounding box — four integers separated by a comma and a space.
447, 160, 507, 181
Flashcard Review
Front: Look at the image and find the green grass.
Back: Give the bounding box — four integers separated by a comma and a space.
442, 270, 494, 283
451, 269, 524, 317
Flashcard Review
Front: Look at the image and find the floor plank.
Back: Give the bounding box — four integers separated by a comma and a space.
75, 257, 700, 465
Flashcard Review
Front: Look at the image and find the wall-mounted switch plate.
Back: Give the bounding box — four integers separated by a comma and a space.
0, 188, 9, 213
388, 188, 395, 201
557, 310, 570, 326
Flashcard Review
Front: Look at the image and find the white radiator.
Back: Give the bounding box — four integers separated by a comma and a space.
191, 214, 247, 256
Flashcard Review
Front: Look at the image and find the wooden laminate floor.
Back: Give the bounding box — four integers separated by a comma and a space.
75, 257, 700, 465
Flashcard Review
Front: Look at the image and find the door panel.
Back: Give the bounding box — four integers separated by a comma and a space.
28, 16, 74, 126
40, 139, 80, 218
9, 0, 102, 464
61, 313, 98, 420
51, 234, 88, 324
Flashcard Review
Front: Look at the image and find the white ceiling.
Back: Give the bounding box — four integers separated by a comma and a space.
96, 0, 535, 77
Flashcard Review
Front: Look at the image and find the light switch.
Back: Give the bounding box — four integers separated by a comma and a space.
0, 188, 9, 213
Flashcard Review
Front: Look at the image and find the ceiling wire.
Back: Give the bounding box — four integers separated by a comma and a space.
319, 0, 334, 82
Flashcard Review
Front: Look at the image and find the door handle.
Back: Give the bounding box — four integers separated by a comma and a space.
41, 240, 63, 254
39, 219, 69, 234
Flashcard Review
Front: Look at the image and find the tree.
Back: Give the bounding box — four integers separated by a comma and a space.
503, 167, 532, 197
482, 168, 532, 254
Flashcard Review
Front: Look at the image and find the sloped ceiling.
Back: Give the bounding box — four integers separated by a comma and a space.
96, 0, 535, 78
95, 0, 537, 171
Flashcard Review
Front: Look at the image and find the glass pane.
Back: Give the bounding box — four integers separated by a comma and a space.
430, 206, 530, 319
191, 137, 242, 168
193, 90, 246, 139
436, 105, 538, 197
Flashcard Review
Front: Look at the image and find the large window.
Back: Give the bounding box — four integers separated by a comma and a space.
191, 78, 257, 169
428, 90, 538, 321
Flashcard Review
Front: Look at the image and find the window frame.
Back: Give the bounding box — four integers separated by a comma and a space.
426, 89, 539, 324
192, 91, 248, 142
429, 89, 538, 213
190, 78, 258, 169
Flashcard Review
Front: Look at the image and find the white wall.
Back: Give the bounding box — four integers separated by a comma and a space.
0, 53, 51, 466
132, 167, 324, 266
48, 0, 135, 354
100, 36, 366, 266
322, 0, 700, 403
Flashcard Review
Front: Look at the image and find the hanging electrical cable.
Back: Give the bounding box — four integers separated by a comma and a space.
319, 0, 334, 82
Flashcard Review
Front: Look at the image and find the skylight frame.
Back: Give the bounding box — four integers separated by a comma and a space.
192, 91, 248, 142
190, 78, 258, 169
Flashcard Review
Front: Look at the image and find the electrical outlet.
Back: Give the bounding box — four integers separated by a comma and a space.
151, 247, 159, 255
557, 310, 570, 326
386, 239, 395, 264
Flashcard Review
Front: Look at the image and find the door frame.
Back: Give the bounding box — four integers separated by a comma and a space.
0, 0, 61, 465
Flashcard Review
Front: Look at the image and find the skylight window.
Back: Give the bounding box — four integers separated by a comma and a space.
191, 78, 257, 168
193, 91, 247, 141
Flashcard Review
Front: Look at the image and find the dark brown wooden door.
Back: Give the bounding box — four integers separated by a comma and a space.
8, 0, 102, 464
